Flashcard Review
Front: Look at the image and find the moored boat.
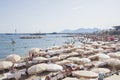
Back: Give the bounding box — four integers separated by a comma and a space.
20, 36, 42, 39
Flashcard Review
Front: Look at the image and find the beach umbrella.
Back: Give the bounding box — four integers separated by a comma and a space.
84, 62, 93, 68
97, 53, 107, 58
110, 44, 116, 48
62, 48, 72, 53
67, 57, 81, 62
97, 53, 110, 61
49, 56, 60, 61
37, 51, 47, 56
68, 52, 79, 57
108, 52, 120, 59
97, 41, 105, 45
0, 61, 13, 70
59, 54, 69, 60
105, 74, 120, 80
51, 45, 60, 50
55, 60, 71, 65
75, 49, 84, 53
88, 55, 98, 60
67, 57, 82, 64
115, 51, 120, 54
92, 42, 100, 47
80, 58, 91, 64
29, 48, 40, 55
29, 48, 40, 52
91, 68, 110, 74
117, 43, 120, 46
101, 45, 109, 49
62, 77, 79, 80
72, 70, 98, 78
83, 50, 93, 55
27, 63, 47, 74
46, 63, 63, 71
92, 61, 107, 67
85, 46, 94, 50
33, 57, 48, 62
93, 48, 104, 53
25, 75, 40, 80
102, 49, 112, 53
6, 54, 21, 63
77, 46, 85, 50
106, 58, 120, 67
47, 50, 58, 56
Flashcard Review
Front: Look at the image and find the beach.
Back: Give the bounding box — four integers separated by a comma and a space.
0, 34, 120, 80
1, 0, 120, 79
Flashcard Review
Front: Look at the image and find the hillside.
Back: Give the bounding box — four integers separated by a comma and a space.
61, 28, 99, 33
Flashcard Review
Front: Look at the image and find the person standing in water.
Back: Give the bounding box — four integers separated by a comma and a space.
98, 72, 105, 80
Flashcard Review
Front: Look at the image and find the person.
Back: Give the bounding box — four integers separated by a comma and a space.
98, 72, 105, 80
65, 62, 72, 67
56, 71, 64, 80
50, 74, 58, 80
45, 49, 48, 52
45, 76, 50, 80
79, 66, 84, 70
46, 54, 51, 58
65, 66, 73, 77
47, 60, 52, 64
25, 70, 29, 76
110, 36, 115, 41
25, 59, 30, 75
10, 64, 16, 73
115, 71, 119, 75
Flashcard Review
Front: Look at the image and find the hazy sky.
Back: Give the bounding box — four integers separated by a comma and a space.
0, 0, 120, 33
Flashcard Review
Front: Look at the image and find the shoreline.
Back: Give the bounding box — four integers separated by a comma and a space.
0, 35, 120, 80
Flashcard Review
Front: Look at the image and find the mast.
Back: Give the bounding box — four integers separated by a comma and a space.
15, 29, 17, 34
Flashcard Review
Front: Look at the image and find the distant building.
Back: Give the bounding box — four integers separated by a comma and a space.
111, 26, 120, 35
113, 26, 120, 31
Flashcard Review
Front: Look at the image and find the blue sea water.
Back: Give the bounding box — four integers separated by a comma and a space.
0, 34, 74, 59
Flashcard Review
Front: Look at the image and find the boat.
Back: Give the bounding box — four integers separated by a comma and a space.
30, 31, 46, 35
10, 39, 16, 44
5, 33, 15, 35
30, 33, 46, 35
20, 36, 42, 39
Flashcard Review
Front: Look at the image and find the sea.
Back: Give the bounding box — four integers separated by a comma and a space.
0, 33, 77, 59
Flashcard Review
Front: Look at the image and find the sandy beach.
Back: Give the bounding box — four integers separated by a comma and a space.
1, 0, 120, 79
0, 35, 120, 80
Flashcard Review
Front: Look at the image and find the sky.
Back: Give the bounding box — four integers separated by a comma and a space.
0, 0, 120, 33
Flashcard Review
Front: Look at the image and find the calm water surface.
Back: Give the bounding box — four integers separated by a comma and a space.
0, 34, 75, 59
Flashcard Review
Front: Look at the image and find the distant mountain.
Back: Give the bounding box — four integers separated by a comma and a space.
61, 28, 99, 33
61, 29, 72, 33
